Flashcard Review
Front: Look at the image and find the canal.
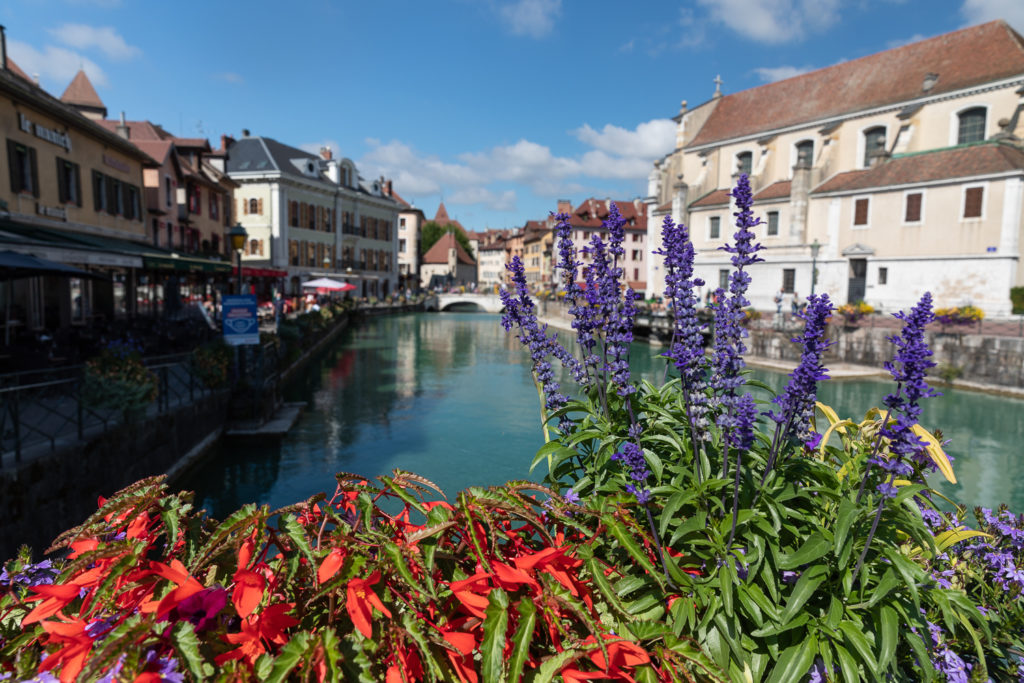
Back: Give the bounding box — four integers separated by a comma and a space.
178, 312, 1024, 519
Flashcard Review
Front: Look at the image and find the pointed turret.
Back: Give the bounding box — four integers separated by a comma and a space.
60, 69, 106, 120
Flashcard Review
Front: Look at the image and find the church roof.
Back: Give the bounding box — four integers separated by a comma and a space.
687, 21, 1024, 148
753, 180, 791, 202
60, 69, 105, 110
689, 189, 731, 208
432, 202, 464, 231
813, 142, 1024, 194
422, 232, 476, 265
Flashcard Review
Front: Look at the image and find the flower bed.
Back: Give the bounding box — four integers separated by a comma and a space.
4, 176, 1023, 681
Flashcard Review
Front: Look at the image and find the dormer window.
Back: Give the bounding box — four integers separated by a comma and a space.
736, 151, 753, 176
795, 140, 814, 168
863, 126, 886, 167
957, 107, 986, 144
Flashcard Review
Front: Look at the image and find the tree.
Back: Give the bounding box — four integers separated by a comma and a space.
420, 221, 474, 258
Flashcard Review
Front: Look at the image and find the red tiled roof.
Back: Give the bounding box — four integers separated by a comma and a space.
131, 140, 174, 166
422, 232, 476, 265
569, 198, 647, 229
96, 119, 168, 141
173, 137, 211, 150
60, 69, 105, 109
813, 143, 1024, 194
689, 189, 731, 208
654, 201, 672, 213
753, 180, 791, 202
390, 189, 411, 207
432, 201, 464, 231
6, 59, 33, 84
688, 21, 1024, 148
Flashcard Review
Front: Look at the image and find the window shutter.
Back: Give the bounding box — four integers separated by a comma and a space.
257, 198, 263, 215
28, 147, 38, 198
74, 164, 82, 207
905, 193, 922, 222
6, 141, 19, 193
854, 198, 869, 225
242, 197, 247, 215
93, 172, 102, 210
964, 187, 983, 218
56, 159, 68, 203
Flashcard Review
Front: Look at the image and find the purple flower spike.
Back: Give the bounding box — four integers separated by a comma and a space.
612, 441, 651, 503
769, 293, 834, 445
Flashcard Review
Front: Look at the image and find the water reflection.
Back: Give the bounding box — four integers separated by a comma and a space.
179, 313, 1024, 519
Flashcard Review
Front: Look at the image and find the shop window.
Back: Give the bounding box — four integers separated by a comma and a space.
957, 107, 986, 144
56, 158, 81, 206
782, 268, 795, 293
6, 140, 38, 196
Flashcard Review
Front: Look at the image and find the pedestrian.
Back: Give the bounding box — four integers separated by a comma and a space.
774, 289, 784, 316
791, 292, 802, 317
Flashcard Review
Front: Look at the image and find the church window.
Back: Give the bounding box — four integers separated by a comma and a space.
904, 192, 922, 223
767, 211, 779, 236
736, 151, 753, 176
853, 197, 870, 226
963, 186, 984, 219
709, 216, 720, 240
795, 140, 814, 168
957, 107, 986, 144
862, 127, 886, 167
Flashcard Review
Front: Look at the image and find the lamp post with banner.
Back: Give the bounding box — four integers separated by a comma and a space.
228, 223, 248, 295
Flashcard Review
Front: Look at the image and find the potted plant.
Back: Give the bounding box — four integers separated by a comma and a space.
81, 339, 158, 422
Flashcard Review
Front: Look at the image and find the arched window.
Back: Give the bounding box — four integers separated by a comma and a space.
248, 198, 259, 214
863, 126, 886, 167
795, 140, 814, 168
957, 107, 986, 144
736, 151, 753, 176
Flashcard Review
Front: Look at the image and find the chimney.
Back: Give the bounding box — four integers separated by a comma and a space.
385, 179, 392, 197
220, 134, 236, 152
0, 26, 6, 72
557, 199, 572, 215
242, 128, 250, 137
116, 111, 130, 140
320, 146, 332, 160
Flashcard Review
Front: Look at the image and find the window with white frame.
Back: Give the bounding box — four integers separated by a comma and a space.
736, 151, 753, 176
957, 107, 987, 144
853, 197, 870, 227
795, 140, 814, 168
962, 185, 985, 219
862, 126, 886, 167
904, 191, 923, 224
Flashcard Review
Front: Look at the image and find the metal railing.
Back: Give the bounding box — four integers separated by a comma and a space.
0, 353, 221, 466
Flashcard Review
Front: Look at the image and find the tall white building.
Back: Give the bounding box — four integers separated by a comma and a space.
225, 133, 400, 298
647, 20, 1024, 315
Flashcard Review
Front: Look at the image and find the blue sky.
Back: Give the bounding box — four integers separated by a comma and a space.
2, 0, 1022, 230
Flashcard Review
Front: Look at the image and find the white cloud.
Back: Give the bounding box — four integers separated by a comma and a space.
618, 39, 635, 53
48, 24, 141, 61
695, 0, 841, 44
213, 72, 245, 84
886, 33, 928, 49
573, 119, 676, 158
960, 0, 1024, 33
358, 117, 672, 217
496, 0, 561, 38
753, 65, 814, 82
7, 40, 108, 87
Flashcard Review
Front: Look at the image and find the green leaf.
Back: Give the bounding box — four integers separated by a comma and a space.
882, 548, 921, 607
265, 631, 311, 683
720, 560, 735, 618
779, 564, 828, 624
833, 644, 861, 683
279, 514, 316, 567
189, 503, 259, 571
659, 490, 695, 537
838, 620, 878, 676
779, 532, 831, 570
530, 441, 579, 475
765, 637, 817, 683
904, 631, 934, 682
170, 621, 207, 682
833, 498, 858, 556
877, 605, 898, 672
864, 568, 898, 608
506, 599, 536, 683
605, 515, 661, 584
535, 648, 584, 683
481, 589, 510, 682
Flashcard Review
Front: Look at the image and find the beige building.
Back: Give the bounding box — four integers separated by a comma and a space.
390, 186, 424, 291
421, 232, 476, 289
647, 20, 1024, 315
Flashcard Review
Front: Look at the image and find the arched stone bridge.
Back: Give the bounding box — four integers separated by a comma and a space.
425, 293, 505, 313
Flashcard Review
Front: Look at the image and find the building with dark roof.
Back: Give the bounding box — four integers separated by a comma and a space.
647, 20, 1024, 315
224, 135, 401, 298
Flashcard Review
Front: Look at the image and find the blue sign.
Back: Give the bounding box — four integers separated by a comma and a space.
222, 294, 259, 346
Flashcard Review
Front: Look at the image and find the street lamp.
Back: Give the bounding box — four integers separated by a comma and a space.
228, 223, 248, 295
810, 239, 821, 297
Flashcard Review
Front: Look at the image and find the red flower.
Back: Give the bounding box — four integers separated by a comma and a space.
36, 618, 92, 683
22, 584, 81, 626
216, 602, 299, 665
346, 570, 392, 638
140, 559, 204, 618
231, 568, 265, 619
317, 548, 346, 585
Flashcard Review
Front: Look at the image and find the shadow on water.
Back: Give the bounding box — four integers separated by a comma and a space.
178, 312, 1024, 519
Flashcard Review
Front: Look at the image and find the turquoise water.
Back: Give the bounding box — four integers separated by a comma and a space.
178, 313, 1024, 519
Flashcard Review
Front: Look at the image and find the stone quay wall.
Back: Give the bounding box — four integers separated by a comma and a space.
747, 325, 1024, 389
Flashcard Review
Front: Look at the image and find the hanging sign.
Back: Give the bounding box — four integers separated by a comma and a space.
222, 294, 258, 345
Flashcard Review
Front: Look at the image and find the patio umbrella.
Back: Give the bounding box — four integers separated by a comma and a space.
302, 277, 356, 292
0, 251, 105, 344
